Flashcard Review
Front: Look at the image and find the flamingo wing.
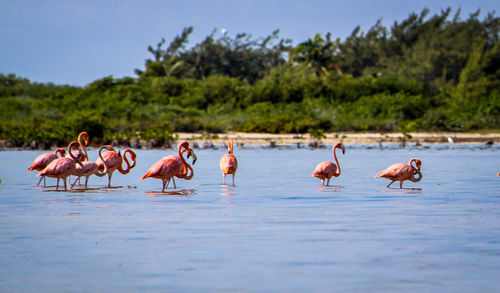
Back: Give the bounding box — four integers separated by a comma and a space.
140, 158, 180, 180
39, 158, 76, 178
29, 153, 57, 171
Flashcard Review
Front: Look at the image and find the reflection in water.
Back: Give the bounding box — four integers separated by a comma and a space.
220, 184, 236, 196
317, 185, 344, 193
145, 189, 196, 197
41, 185, 134, 193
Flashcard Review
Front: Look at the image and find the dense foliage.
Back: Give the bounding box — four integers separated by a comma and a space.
1, 9, 499, 145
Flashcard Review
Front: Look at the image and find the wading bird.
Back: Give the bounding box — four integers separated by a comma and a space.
95, 148, 137, 187
375, 158, 422, 189
312, 142, 345, 185
219, 140, 238, 185
71, 145, 114, 189
140, 141, 195, 192
28, 148, 66, 187
38, 141, 83, 191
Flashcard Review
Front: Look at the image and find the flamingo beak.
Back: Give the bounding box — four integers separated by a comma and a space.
191, 152, 197, 164
342, 146, 345, 155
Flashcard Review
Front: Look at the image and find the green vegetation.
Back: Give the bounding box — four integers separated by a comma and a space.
1, 9, 499, 146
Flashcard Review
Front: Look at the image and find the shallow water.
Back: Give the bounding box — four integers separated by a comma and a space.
1, 143, 499, 292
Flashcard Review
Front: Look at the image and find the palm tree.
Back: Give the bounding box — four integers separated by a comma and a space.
290, 33, 343, 77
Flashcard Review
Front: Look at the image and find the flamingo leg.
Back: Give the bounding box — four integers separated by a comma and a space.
399, 181, 403, 189
36, 176, 43, 186
223, 174, 226, 185
56, 178, 60, 190
165, 178, 171, 189
386, 180, 395, 188
232, 174, 235, 186
326, 178, 331, 186
84, 176, 89, 189
71, 176, 79, 189
63, 178, 67, 191
107, 172, 113, 187
44, 176, 47, 187
172, 177, 177, 189
162, 179, 167, 192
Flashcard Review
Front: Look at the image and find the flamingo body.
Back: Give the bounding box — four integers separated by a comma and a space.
141, 157, 181, 181
312, 161, 337, 181
72, 161, 99, 188
38, 141, 82, 190
220, 140, 238, 185
28, 148, 66, 186
375, 158, 422, 189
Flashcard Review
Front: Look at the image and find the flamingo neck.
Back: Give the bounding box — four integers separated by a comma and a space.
184, 163, 194, 180
118, 149, 134, 174
54, 148, 66, 157
68, 141, 83, 167
228, 140, 233, 154
410, 159, 420, 172
333, 145, 341, 177
78, 132, 89, 161
178, 143, 189, 177
95, 146, 111, 177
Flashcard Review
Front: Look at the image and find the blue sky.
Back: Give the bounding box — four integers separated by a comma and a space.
1, 0, 498, 86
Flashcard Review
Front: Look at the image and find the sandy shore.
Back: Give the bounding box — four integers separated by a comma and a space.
1, 131, 499, 150
178, 131, 500, 146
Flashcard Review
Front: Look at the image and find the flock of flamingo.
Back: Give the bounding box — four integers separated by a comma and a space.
28, 132, 424, 192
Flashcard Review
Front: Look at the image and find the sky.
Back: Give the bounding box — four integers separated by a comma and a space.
1, 0, 498, 86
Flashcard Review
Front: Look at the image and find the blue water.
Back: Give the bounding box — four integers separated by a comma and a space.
1, 143, 499, 292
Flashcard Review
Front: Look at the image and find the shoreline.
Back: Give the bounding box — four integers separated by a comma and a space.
178, 131, 500, 145
1, 131, 499, 150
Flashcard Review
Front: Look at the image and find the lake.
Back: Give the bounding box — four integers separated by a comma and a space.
1, 143, 499, 292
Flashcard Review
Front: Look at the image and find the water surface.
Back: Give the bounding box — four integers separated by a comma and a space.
1, 143, 499, 292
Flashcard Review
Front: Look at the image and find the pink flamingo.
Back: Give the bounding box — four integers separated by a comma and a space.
28, 148, 66, 186
140, 142, 194, 192
312, 142, 345, 185
220, 140, 238, 185
38, 141, 84, 190
95, 148, 137, 187
375, 158, 423, 189
71, 145, 114, 189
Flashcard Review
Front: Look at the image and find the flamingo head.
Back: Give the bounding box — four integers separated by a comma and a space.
79, 132, 89, 145
335, 142, 345, 155
187, 148, 197, 164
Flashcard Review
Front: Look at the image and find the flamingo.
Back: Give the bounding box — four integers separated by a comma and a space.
140, 141, 195, 192
37, 141, 84, 190
220, 140, 238, 185
375, 158, 423, 189
95, 148, 137, 187
71, 145, 114, 189
28, 148, 66, 186
312, 142, 345, 185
